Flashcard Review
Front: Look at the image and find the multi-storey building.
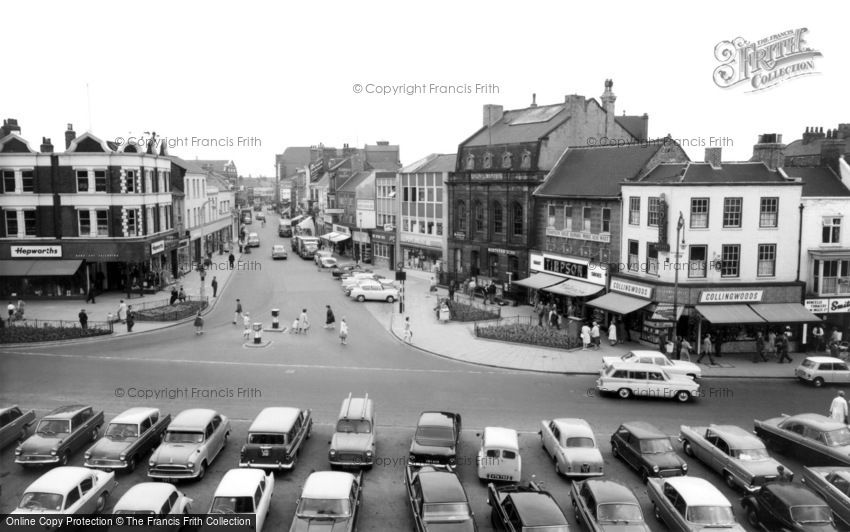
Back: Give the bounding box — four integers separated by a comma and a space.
371, 171, 399, 270
0, 120, 176, 299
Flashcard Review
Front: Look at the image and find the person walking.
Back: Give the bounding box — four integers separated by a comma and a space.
830, 390, 849, 423
777, 333, 792, 363
537, 302, 546, 327
590, 322, 601, 350
178, 287, 186, 303
549, 307, 559, 330
242, 312, 252, 340
429, 276, 437, 294
211, 277, 218, 298
228, 253, 236, 269
170, 287, 178, 305
468, 278, 476, 299
581, 323, 591, 351
7, 301, 15, 323
608, 320, 618, 346
813, 323, 825, 353
679, 337, 693, 362
85, 286, 96, 304
339, 318, 348, 345
299, 308, 310, 335
78, 309, 88, 330
697, 334, 716, 365
753, 332, 768, 363
126, 305, 135, 332
766, 330, 777, 360
194, 311, 204, 335
233, 299, 243, 324
487, 282, 497, 305
117, 300, 128, 323
403, 317, 413, 343
324, 305, 336, 329
448, 280, 456, 301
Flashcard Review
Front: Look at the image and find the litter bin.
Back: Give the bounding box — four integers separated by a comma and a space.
271, 309, 280, 329
252, 322, 263, 344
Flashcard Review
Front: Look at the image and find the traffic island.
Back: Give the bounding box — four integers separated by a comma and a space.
243, 340, 272, 348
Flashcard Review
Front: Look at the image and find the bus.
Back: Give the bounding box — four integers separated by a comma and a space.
240, 208, 253, 225
293, 235, 319, 259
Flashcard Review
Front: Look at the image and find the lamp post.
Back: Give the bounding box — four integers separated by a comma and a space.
672, 211, 685, 337
357, 212, 363, 264
198, 197, 213, 302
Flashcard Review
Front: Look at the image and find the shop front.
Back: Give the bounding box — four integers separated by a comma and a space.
586, 278, 655, 343
319, 224, 352, 256
353, 230, 371, 263
519, 251, 606, 319
400, 233, 443, 273
805, 297, 850, 344
370, 230, 396, 270
0, 244, 87, 299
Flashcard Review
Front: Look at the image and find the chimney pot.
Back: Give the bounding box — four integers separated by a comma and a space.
704, 147, 722, 169
64, 123, 76, 149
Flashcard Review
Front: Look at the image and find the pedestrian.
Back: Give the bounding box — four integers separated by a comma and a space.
591, 322, 601, 349
487, 282, 497, 305
194, 311, 204, 335
233, 298, 243, 324
767, 330, 777, 360
673, 336, 682, 360
581, 323, 591, 351
403, 317, 413, 343
126, 305, 135, 332
339, 317, 348, 345
325, 305, 336, 329
299, 308, 310, 335
170, 287, 178, 305
429, 276, 437, 294
78, 309, 88, 330
238, 241, 244, 254
468, 278, 476, 299
813, 323, 825, 352
178, 287, 186, 303
117, 300, 127, 323
291, 316, 300, 334
537, 302, 546, 327
608, 321, 618, 346
658, 332, 667, 355
697, 334, 716, 365
448, 280, 456, 301
830, 391, 849, 423
665, 338, 675, 358
85, 286, 96, 304
229, 253, 235, 269
211, 277, 218, 298
777, 465, 793, 482
7, 301, 15, 323
242, 312, 252, 340
679, 337, 693, 362
549, 308, 559, 329
777, 333, 792, 363
753, 332, 768, 363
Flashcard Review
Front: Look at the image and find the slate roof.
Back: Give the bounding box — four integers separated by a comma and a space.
337, 171, 372, 192
615, 115, 648, 141
279, 147, 312, 164
786, 166, 850, 197
784, 137, 850, 157
365, 144, 401, 171
464, 103, 573, 147
403, 153, 457, 173
640, 162, 790, 184
170, 156, 208, 175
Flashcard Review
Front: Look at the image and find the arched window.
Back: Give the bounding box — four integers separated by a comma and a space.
465, 153, 475, 170
502, 152, 513, 168
474, 200, 484, 232
493, 201, 504, 234
456, 200, 467, 232
520, 150, 532, 170
483, 152, 493, 169
512, 202, 524, 236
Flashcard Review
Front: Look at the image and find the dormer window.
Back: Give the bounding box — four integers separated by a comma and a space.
520, 151, 531, 170
483, 152, 493, 169
502, 152, 513, 169
465, 153, 475, 170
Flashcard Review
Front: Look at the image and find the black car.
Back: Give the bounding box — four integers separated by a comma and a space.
610, 422, 688, 481
488, 481, 569, 531
409, 411, 462, 467
406, 464, 477, 532
741, 482, 837, 531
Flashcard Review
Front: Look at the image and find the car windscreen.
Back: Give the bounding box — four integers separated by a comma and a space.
423, 502, 471, 521
210, 496, 254, 513
801, 359, 817, 368
597, 503, 643, 523
164, 431, 204, 444
19, 492, 63, 511
822, 427, 850, 447
686, 505, 736, 525
297, 497, 350, 517
790, 505, 833, 524
36, 419, 70, 435
732, 448, 770, 460
336, 419, 371, 434
639, 438, 674, 453
415, 425, 454, 445
106, 423, 140, 441
566, 437, 595, 448
248, 433, 286, 445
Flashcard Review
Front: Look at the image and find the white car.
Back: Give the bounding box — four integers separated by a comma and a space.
314, 249, 334, 266
113, 482, 192, 518
13, 466, 118, 517
247, 232, 260, 247
596, 362, 701, 403
318, 256, 338, 269
148, 409, 231, 481
272, 245, 288, 260
647, 476, 745, 531
209, 469, 274, 532
290, 471, 362, 531
603, 350, 702, 380
349, 281, 400, 303
340, 272, 383, 290
796, 356, 850, 387
539, 418, 604, 477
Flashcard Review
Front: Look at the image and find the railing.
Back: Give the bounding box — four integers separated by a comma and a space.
473, 315, 533, 334
127, 295, 208, 311
6, 319, 113, 332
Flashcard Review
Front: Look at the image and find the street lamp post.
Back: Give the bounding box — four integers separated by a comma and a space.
357, 213, 363, 264
198, 198, 213, 302
672, 211, 685, 337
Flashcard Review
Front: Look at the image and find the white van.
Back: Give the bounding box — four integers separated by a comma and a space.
476, 426, 521, 482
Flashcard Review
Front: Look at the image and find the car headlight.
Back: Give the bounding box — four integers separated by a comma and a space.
329, 449, 337, 457
187, 461, 195, 468
652, 465, 660, 473
365, 450, 373, 458
84, 452, 91, 459
119, 453, 126, 460
15, 448, 22, 455
682, 463, 688, 471
149, 460, 156, 467
50, 449, 57, 456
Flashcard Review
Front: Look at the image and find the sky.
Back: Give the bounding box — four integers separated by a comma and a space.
2, 1, 846, 177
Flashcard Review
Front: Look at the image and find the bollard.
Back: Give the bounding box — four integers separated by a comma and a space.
271, 308, 280, 329
253, 322, 263, 344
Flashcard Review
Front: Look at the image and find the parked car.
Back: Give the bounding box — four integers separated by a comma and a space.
272, 244, 288, 259
113, 482, 192, 518
344, 278, 395, 297
602, 349, 702, 379
796, 357, 850, 387
0, 405, 35, 449
209, 469, 274, 532
256, 212, 266, 221
318, 256, 338, 269
754, 413, 850, 466
289, 471, 362, 532
409, 411, 462, 467
596, 362, 700, 403
12, 466, 117, 517
610, 422, 688, 481
247, 232, 260, 247
350, 281, 400, 303
84, 407, 170, 472
540, 417, 604, 478
741, 481, 837, 531
329, 394, 376, 469
15, 405, 104, 467
332, 263, 368, 279
570, 479, 650, 531
314, 249, 334, 266
148, 408, 230, 481
801, 466, 850, 528
679, 423, 789, 491
647, 476, 745, 531
406, 464, 477, 532
488, 481, 569, 531
476, 426, 521, 482
341, 272, 384, 290
240, 406, 312, 470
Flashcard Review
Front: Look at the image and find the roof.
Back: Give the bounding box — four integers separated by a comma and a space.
706, 425, 764, 448
508, 492, 568, 525
482, 427, 519, 449
213, 469, 267, 497
26, 467, 95, 494
663, 477, 731, 506
619, 421, 668, 439
114, 483, 177, 510
403, 153, 457, 173
280, 147, 312, 164
763, 482, 829, 505
169, 409, 217, 430
640, 161, 792, 184
364, 144, 401, 171
536, 141, 674, 198
787, 166, 850, 197
552, 418, 594, 438
170, 156, 208, 175
417, 412, 456, 429
0, 405, 22, 415
782, 413, 847, 431
337, 171, 372, 193
805, 356, 846, 364
302, 471, 355, 499
615, 115, 648, 140
111, 407, 160, 425
45, 405, 89, 419
784, 136, 850, 158
418, 469, 467, 503
583, 479, 641, 505
606, 362, 673, 376
465, 103, 572, 147
249, 407, 301, 433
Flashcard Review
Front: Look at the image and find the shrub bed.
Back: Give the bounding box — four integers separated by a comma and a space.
135, 300, 207, 322
448, 301, 500, 322
0, 325, 112, 344
475, 322, 582, 350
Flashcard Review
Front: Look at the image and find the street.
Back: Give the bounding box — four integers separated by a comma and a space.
0, 215, 831, 531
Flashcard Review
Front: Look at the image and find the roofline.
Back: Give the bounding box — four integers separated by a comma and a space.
622, 181, 803, 187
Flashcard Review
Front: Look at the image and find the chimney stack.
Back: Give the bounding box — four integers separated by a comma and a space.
600, 79, 616, 135
704, 147, 722, 169
751, 133, 785, 171
530, 93, 537, 108
1, 118, 21, 137
482, 104, 504, 127
64, 123, 76, 149
821, 129, 845, 174
40, 137, 54, 153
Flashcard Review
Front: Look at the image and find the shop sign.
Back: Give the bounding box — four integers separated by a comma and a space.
545, 227, 611, 243
402, 234, 441, 248
353, 231, 370, 243
453, 231, 466, 239
356, 199, 375, 210
831, 298, 850, 313
11, 245, 62, 258
333, 224, 351, 235
699, 290, 763, 303
178, 238, 190, 249
372, 231, 396, 244
805, 298, 830, 314
610, 278, 654, 299
150, 240, 165, 255
488, 247, 517, 256
325, 208, 344, 214
543, 256, 588, 279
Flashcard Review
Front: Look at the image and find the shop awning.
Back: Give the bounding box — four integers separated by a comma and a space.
512, 272, 564, 290
649, 303, 685, 322
297, 217, 315, 234
587, 292, 652, 315
0, 260, 35, 276
290, 214, 305, 223
26, 260, 83, 276
320, 232, 337, 240
330, 233, 350, 243
695, 304, 765, 324
543, 279, 603, 297
750, 303, 823, 323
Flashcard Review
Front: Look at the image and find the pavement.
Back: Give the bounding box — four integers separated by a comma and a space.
3, 249, 813, 378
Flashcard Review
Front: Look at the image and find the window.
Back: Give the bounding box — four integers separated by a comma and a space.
821, 260, 850, 295
465, 153, 475, 170
647, 197, 660, 227
647, 243, 659, 275
124, 170, 136, 192
23, 210, 36, 236
436, 222, 443, 235
5, 211, 18, 236
628, 240, 639, 272
628, 197, 640, 225
127, 209, 140, 237
720, 244, 740, 277
823, 217, 841, 244
78, 210, 91, 236
757, 244, 776, 277
96, 211, 108, 236
502, 152, 512, 168
21, 170, 34, 192
475, 201, 484, 232
512, 203, 523, 236
403, 219, 409, 232
2, 170, 14, 192
688, 245, 707, 278
493, 202, 503, 233
520, 151, 531, 170
602, 208, 611, 233
144, 169, 152, 193
77, 170, 89, 192
690, 198, 709, 228
759, 197, 778, 228
723, 198, 742, 228
456, 201, 466, 232
564, 206, 573, 231
547, 205, 556, 228
93, 170, 107, 192
582, 207, 592, 232
418, 188, 425, 202
483, 152, 492, 169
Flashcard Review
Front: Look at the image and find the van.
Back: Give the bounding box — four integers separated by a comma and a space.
278, 219, 292, 237
476, 426, 521, 482
329, 394, 376, 469
239, 407, 312, 470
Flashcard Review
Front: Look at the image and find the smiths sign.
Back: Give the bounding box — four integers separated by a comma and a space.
543, 257, 587, 279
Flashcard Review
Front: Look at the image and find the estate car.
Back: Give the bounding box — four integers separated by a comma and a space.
603, 350, 702, 380
272, 244, 288, 259
0, 405, 35, 449
406, 464, 477, 532
16, 405, 104, 466
349, 281, 399, 303
476, 426, 521, 482
329, 394, 376, 469
409, 411, 462, 468
610, 422, 688, 481
540, 417, 604, 478
754, 413, 850, 467
647, 476, 745, 531
85, 407, 170, 472
209, 469, 274, 532
797, 357, 850, 387
570, 479, 650, 531
290, 471, 362, 532
148, 408, 230, 481
13, 466, 117, 517
596, 362, 700, 403
240, 406, 312, 470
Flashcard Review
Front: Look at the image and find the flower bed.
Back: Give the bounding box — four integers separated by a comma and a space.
0, 325, 111, 344
475, 322, 582, 350
448, 301, 500, 322
135, 300, 207, 322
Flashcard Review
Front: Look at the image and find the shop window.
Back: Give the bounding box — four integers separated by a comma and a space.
823, 217, 841, 243
512, 203, 523, 236
94, 170, 107, 192
759, 197, 778, 228
602, 208, 611, 233
688, 245, 707, 278
720, 244, 740, 277
628, 197, 640, 225
493, 202, 504, 234
78, 210, 91, 236
23, 210, 36, 236
757, 243, 776, 277
646, 243, 658, 275
475, 201, 484, 232
2, 170, 14, 192
21, 170, 34, 192
582, 207, 592, 232
628, 240, 639, 272
690, 198, 709, 228
77, 170, 89, 192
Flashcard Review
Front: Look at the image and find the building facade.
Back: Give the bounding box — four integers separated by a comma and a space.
371, 171, 398, 270
398, 154, 453, 273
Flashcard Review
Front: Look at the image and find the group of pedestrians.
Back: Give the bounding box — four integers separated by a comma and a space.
230, 300, 349, 345
580, 321, 604, 350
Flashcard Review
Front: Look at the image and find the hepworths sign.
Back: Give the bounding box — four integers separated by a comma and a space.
12, 245, 62, 258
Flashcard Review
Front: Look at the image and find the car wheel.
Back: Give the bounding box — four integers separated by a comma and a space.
745, 506, 760, 528
197, 461, 207, 481
724, 471, 736, 490
386, 296, 395, 303
617, 388, 632, 399
813, 377, 825, 387
357, 295, 365, 302
126, 456, 136, 473
95, 492, 108, 513
59, 452, 69, 466
675, 390, 691, 403
682, 440, 694, 457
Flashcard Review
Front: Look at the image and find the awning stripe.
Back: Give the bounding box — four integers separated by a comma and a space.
512, 272, 564, 290
695, 304, 765, 324
750, 303, 823, 323
586, 292, 652, 315
543, 279, 603, 297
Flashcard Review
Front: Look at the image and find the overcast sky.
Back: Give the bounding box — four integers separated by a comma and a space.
3, 1, 845, 177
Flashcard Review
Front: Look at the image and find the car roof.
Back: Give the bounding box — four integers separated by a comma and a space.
418, 469, 467, 502
114, 483, 176, 510
483, 426, 518, 449
508, 492, 568, 525
339, 396, 373, 420
663, 477, 731, 506
706, 424, 765, 448
169, 409, 218, 430
111, 407, 160, 425
302, 471, 355, 499
619, 421, 668, 439
44, 405, 90, 419
624, 350, 668, 358
552, 418, 594, 437
583, 479, 640, 505
213, 469, 267, 497
782, 413, 847, 431
764, 482, 829, 505
26, 467, 96, 494
0, 405, 22, 416
606, 362, 670, 372
805, 356, 845, 364
417, 411, 456, 428
249, 407, 301, 433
